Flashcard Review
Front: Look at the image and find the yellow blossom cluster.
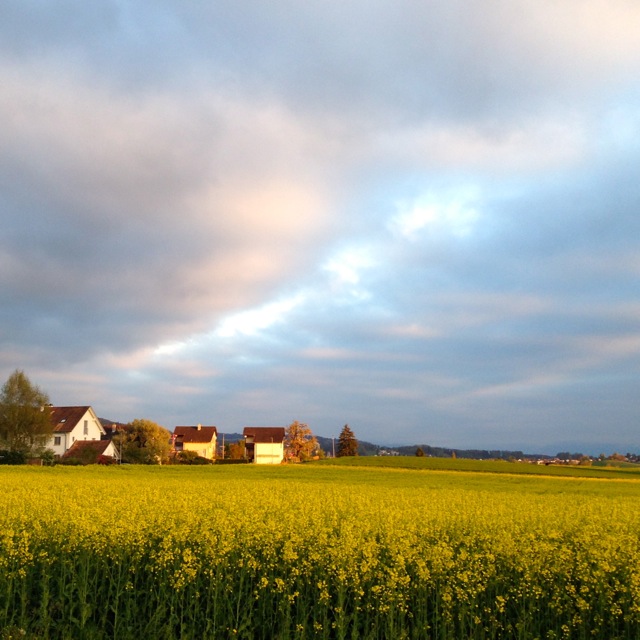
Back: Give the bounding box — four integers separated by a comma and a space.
0, 464, 639, 639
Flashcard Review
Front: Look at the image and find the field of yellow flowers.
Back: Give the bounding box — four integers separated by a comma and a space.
1, 463, 639, 639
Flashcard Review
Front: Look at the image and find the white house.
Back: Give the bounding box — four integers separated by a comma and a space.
48, 406, 106, 457
243, 427, 285, 464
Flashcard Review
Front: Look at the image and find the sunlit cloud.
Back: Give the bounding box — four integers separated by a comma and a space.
154, 341, 190, 357
321, 246, 376, 303
391, 192, 480, 241
323, 247, 375, 285
215, 294, 306, 338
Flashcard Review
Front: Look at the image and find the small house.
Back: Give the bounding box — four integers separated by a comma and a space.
48, 406, 106, 457
173, 425, 218, 460
243, 427, 285, 464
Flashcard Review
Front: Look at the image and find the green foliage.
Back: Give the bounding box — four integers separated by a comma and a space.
284, 421, 319, 461
0, 370, 52, 455
118, 418, 171, 464
0, 449, 26, 465
225, 440, 246, 460
57, 457, 84, 466
39, 448, 56, 466
173, 450, 213, 465
336, 424, 358, 457
415, 446, 425, 457
394, 443, 528, 460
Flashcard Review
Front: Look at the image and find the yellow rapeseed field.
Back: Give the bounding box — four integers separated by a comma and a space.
1, 463, 639, 639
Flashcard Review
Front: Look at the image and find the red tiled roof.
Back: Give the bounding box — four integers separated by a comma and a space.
50, 406, 92, 434
62, 439, 112, 459
243, 427, 285, 443
173, 426, 217, 444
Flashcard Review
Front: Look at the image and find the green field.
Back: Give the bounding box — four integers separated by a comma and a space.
1, 462, 639, 639
316, 454, 640, 479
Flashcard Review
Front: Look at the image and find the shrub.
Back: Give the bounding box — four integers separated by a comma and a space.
173, 450, 214, 465
0, 449, 26, 465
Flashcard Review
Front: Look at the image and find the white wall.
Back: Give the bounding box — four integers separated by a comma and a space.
48, 408, 104, 456
50, 432, 68, 457
254, 442, 283, 464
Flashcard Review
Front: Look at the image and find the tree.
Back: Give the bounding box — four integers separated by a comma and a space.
415, 447, 425, 457
337, 424, 358, 457
284, 421, 319, 461
173, 450, 212, 465
226, 440, 246, 460
116, 418, 171, 464
0, 370, 53, 455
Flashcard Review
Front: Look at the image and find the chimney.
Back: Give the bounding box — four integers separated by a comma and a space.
197, 423, 201, 431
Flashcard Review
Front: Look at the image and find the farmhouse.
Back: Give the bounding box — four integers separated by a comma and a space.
48, 406, 106, 457
173, 425, 218, 460
243, 427, 285, 464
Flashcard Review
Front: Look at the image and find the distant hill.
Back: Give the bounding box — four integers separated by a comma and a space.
316, 438, 557, 461
210, 432, 564, 461
218, 433, 244, 444
216, 433, 380, 456
100, 422, 590, 460
315, 436, 543, 460
395, 444, 536, 460
315, 435, 380, 457
98, 418, 129, 437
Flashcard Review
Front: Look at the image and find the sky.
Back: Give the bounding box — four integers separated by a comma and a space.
1, 1, 639, 455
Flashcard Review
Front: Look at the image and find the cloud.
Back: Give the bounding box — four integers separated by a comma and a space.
0, 59, 344, 358
1, 0, 639, 454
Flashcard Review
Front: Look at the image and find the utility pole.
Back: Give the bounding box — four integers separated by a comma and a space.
113, 424, 122, 464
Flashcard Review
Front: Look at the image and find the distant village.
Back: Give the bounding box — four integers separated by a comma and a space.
40, 405, 287, 465
6, 404, 633, 467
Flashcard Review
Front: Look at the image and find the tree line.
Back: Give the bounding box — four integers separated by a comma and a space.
0, 370, 360, 464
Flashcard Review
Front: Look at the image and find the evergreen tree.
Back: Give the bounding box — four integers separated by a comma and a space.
337, 424, 358, 457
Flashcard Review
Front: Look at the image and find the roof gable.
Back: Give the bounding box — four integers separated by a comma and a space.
243, 427, 286, 443
173, 425, 218, 444
50, 406, 94, 434
62, 439, 113, 459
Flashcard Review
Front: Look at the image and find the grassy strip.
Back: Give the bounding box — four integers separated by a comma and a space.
313, 454, 640, 479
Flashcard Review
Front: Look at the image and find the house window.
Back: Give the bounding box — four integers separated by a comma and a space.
54, 436, 61, 446
83, 420, 89, 435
